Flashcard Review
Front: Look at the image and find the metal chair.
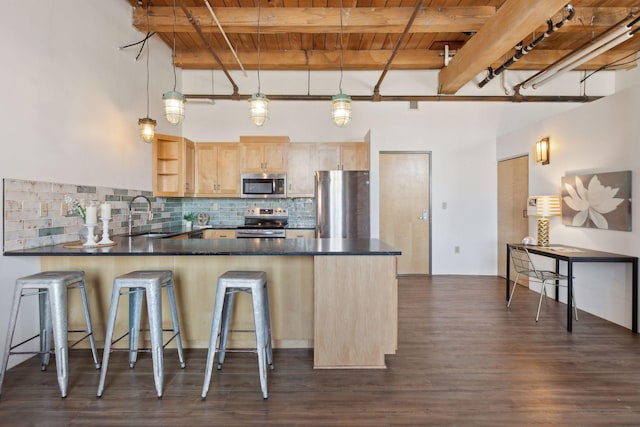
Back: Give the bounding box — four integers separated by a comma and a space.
97, 270, 186, 398
508, 245, 578, 322
0, 271, 100, 398
202, 270, 273, 400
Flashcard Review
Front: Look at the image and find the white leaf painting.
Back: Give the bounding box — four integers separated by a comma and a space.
561, 171, 631, 231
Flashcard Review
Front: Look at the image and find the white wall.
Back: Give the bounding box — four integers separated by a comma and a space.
183, 68, 600, 275
497, 69, 640, 328
0, 1, 176, 366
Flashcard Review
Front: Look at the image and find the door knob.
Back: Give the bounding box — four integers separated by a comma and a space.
419, 208, 429, 221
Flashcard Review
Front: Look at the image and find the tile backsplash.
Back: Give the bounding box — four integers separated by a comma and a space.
3, 179, 178, 251
3, 178, 316, 251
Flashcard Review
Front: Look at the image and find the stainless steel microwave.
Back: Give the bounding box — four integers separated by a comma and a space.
240, 173, 287, 198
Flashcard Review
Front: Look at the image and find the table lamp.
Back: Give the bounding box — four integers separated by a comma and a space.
535, 195, 561, 246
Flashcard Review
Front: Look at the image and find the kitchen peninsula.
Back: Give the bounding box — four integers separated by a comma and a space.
5, 236, 400, 369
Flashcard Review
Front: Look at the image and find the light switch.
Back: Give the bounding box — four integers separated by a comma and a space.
442, 202, 447, 209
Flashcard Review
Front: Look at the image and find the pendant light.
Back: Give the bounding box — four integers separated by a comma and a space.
138, 5, 156, 143
162, 0, 185, 125
332, 0, 351, 127
249, 0, 269, 126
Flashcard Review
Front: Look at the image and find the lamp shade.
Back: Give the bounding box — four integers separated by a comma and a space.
249, 93, 269, 127
138, 117, 157, 143
535, 137, 550, 165
536, 195, 561, 217
162, 90, 185, 125
331, 93, 352, 127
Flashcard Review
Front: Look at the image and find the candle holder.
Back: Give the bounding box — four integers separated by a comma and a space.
98, 216, 113, 245
83, 223, 98, 246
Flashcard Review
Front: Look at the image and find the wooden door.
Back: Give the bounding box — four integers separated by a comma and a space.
287, 143, 316, 197
263, 143, 288, 172
316, 144, 341, 170
184, 140, 195, 196
195, 144, 218, 195
216, 144, 240, 195
380, 152, 430, 275
341, 143, 370, 170
497, 155, 529, 283
239, 143, 264, 172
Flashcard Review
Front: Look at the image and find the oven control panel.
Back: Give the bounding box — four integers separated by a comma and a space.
245, 207, 288, 218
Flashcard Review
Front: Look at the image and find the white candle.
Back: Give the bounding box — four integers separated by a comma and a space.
86, 206, 97, 224
100, 202, 111, 219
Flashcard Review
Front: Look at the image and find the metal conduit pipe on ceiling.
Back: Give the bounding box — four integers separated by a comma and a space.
176, 0, 239, 97
184, 93, 601, 103
516, 13, 640, 93
478, 3, 576, 88
372, 0, 425, 101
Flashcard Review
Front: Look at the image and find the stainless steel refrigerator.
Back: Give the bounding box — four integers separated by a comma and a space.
315, 170, 370, 238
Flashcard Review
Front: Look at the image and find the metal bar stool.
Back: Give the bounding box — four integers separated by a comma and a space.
202, 270, 273, 400
0, 271, 100, 398
97, 270, 186, 399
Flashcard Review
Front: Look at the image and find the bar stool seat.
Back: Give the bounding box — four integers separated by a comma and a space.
202, 270, 273, 400
0, 271, 100, 398
97, 270, 185, 399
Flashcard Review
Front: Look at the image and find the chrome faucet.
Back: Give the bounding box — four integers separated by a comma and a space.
128, 195, 153, 235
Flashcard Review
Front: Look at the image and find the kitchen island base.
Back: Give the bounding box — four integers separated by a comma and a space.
42, 252, 397, 369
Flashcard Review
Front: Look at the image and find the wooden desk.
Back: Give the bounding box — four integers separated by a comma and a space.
506, 244, 638, 333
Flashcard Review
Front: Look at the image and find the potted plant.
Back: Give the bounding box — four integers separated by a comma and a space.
183, 212, 197, 230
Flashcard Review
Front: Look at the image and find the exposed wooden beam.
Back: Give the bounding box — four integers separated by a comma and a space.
176, 49, 433, 70
438, 0, 570, 94
135, 6, 496, 34
134, 6, 635, 34
175, 49, 639, 71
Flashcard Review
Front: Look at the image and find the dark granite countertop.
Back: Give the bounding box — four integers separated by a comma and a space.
4, 236, 401, 257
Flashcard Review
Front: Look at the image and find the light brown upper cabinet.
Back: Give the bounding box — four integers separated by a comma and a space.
316, 142, 369, 171
287, 143, 317, 197
152, 134, 195, 197
153, 136, 369, 198
195, 143, 240, 197
239, 136, 289, 173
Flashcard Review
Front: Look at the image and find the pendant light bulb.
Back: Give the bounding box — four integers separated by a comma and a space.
249, 93, 269, 127
138, 117, 157, 143
163, 90, 185, 125
332, 93, 352, 127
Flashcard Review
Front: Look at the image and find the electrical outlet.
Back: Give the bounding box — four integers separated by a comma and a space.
454, 246, 460, 254
39, 202, 48, 217
212, 202, 219, 211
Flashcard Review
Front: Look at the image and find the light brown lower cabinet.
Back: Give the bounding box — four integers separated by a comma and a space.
203, 229, 236, 239
42, 252, 397, 369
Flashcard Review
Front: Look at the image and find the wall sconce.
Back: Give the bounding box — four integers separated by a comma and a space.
535, 137, 550, 165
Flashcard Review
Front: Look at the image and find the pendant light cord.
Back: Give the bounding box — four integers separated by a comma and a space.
338, 0, 344, 93
172, 0, 177, 92
146, 4, 151, 117
257, 0, 262, 94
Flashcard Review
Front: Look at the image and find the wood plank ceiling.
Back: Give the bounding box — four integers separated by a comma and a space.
128, 0, 640, 95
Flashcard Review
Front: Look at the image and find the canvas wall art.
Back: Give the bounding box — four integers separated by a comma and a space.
561, 170, 632, 231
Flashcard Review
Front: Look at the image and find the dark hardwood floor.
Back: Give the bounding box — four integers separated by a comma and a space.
2, 275, 640, 426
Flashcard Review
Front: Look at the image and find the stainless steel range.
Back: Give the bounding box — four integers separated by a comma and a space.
235, 207, 288, 238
